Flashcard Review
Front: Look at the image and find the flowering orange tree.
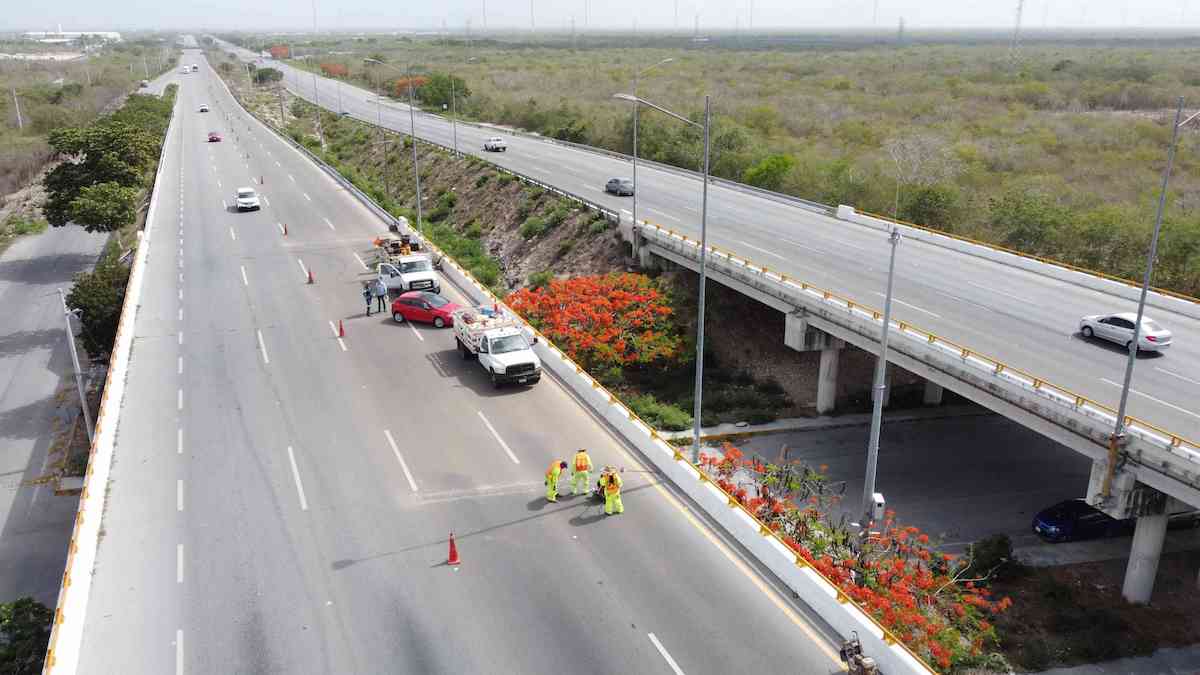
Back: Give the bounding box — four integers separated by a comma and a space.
506, 273, 683, 372
392, 76, 430, 97
700, 443, 1012, 671
320, 62, 349, 77
269, 45, 290, 59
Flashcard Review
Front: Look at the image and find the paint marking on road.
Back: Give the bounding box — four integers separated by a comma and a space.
177, 356, 183, 375
262, 195, 271, 207
177, 427, 183, 454
646, 207, 682, 223
737, 239, 788, 261
1154, 367, 1200, 387
324, 217, 335, 230
277, 222, 286, 235
965, 280, 1024, 302
1099, 378, 1200, 420
175, 629, 183, 675
871, 292, 942, 319
257, 329, 270, 364
178, 289, 183, 301
289, 174, 296, 182
647, 634, 685, 675
178, 307, 183, 321
177, 388, 183, 411
229, 227, 236, 241
303, 192, 312, 201
178, 332, 183, 346
275, 160, 281, 167
296, 258, 308, 279
384, 430, 419, 492
240, 265, 249, 287
352, 252, 369, 270
477, 411, 520, 464
217, 179, 222, 189
407, 321, 424, 342
176, 544, 184, 583
327, 321, 349, 351
221, 199, 227, 209
177, 480, 184, 511
286, 446, 309, 511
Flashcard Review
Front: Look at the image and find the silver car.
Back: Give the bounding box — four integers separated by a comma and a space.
605, 177, 634, 196
1079, 312, 1172, 352
235, 187, 261, 211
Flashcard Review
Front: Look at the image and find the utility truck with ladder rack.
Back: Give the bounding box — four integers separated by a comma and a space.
452, 306, 542, 388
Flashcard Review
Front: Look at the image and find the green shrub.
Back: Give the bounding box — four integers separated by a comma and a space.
627, 393, 692, 431
519, 216, 548, 239
3, 215, 48, 236
966, 534, 1014, 579
497, 173, 514, 186
589, 219, 610, 235
556, 238, 575, 258
527, 270, 553, 289
475, 173, 491, 187
463, 220, 483, 238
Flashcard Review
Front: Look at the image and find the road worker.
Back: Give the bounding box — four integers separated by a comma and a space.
600, 469, 624, 516
571, 449, 593, 496
545, 460, 568, 503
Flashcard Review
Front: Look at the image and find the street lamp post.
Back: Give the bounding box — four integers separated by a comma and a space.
613, 91, 710, 463
631, 58, 674, 231
366, 58, 423, 230
861, 228, 901, 528
1101, 97, 1198, 501
58, 289, 93, 445
450, 75, 459, 156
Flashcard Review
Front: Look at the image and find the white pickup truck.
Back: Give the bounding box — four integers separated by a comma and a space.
451, 306, 541, 387
378, 254, 441, 294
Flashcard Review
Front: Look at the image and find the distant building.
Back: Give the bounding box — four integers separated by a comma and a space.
23, 26, 122, 44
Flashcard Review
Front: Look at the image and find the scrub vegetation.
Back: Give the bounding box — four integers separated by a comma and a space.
229, 32, 1200, 296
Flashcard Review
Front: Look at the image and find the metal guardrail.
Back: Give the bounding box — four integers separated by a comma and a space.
640, 222, 1200, 472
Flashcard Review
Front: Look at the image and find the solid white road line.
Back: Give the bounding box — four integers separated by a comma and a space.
647, 634, 685, 675
240, 265, 249, 286
177, 356, 183, 375
383, 430, 419, 492
175, 629, 183, 675
407, 321, 424, 342
737, 239, 788, 261
327, 321, 348, 351
352, 252, 368, 270
324, 217, 335, 230
177, 480, 184, 511
178, 332, 183, 346
1155, 367, 1200, 387
1099, 378, 1200, 420
176, 544, 184, 584
303, 192, 311, 201
871, 292, 942, 319
286, 446, 309, 511
646, 207, 682, 223
177, 389, 183, 411
257, 329, 270, 364
477, 411, 520, 464
965, 280, 1025, 302
178, 307, 183, 321
177, 427, 183, 454
296, 258, 308, 278
229, 227, 236, 241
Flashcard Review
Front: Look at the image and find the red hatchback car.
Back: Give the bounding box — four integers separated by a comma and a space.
391, 291, 459, 328
207, 131, 222, 142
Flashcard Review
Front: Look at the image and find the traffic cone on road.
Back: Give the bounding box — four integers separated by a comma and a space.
447, 533, 461, 565
282, 223, 288, 237
306, 268, 314, 284
338, 319, 345, 337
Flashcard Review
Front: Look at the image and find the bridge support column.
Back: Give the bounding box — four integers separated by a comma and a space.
922, 380, 944, 406
817, 347, 840, 415
1122, 511, 1169, 604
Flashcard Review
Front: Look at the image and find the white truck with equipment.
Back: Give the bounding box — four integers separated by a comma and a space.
377, 254, 441, 294
452, 306, 542, 388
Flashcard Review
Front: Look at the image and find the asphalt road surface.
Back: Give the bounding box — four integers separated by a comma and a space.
75, 49, 846, 674
217, 40, 1200, 444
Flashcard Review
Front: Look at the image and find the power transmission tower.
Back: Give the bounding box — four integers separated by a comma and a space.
1009, 0, 1025, 61
896, 16, 905, 44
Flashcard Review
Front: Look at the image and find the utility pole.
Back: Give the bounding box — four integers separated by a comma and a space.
11, 89, 23, 131
861, 228, 901, 529
408, 74, 423, 230
311, 0, 324, 147
58, 289, 94, 445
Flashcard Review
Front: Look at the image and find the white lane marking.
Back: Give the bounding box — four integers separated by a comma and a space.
1099, 378, 1200, 420
303, 192, 312, 201
407, 321, 424, 342
178, 307, 183, 321
277, 222, 286, 235
178, 289, 183, 301
737, 239, 788, 261
175, 629, 183, 675
177, 480, 184, 511
477, 411, 520, 464
965, 280, 1024, 302
176, 544, 184, 584
871, 292, 942, 319
286, 446, 309, 511
257, 329, 270, 364
647, 634, 685, 675
262, 195, 270, 207
177, 427, 183, 454
221, 199, 227, 209
296, 258, 308, 278
177, 388, 183, 411
177, 356, 183, 375
324, 217, 335, 230
178, 332, 183, 346
327, 321, 348, 351
289, 174, 296, 182
352, 252, 368, 270
384, 430, 419, 492
646, 207, 681, 223
276, 160, 281, 167
1155, 367, 1200, 387
240, 265, 249, 286
229, 227, 236, 241
217, 179, 222, 188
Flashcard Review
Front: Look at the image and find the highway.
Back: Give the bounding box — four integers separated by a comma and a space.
74, 48, 844, 674
220, 41, 1200, 443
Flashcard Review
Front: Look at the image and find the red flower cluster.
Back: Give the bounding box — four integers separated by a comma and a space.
507, 273, 682, 372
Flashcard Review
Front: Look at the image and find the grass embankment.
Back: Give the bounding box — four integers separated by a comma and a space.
231, 33, 1200, 296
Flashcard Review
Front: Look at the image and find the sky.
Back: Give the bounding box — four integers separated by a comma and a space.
8, 0, 1200, 33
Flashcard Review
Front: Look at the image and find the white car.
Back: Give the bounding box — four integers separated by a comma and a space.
234, 187, 261, 211
483, 136, 507, 152
198, 104, 209, 112
1079, 312, 1172, 352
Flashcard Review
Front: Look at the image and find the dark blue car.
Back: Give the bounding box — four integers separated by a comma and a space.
1033, 499, 1200, 543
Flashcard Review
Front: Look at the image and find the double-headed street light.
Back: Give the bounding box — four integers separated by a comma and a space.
365, 58, 423, 230
613, 92, 711, 463
630, 58, 674, 230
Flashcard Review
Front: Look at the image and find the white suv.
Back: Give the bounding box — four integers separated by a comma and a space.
235, 187, 261, 211
483, 136, 507, 152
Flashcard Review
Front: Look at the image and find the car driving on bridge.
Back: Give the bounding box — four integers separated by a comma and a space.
605, 177, 634, 196
1033, 498, 1199, 543
1079, 312, 1172, 352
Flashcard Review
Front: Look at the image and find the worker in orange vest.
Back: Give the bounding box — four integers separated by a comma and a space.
571, 449, 593, 496
600, 469, 624, 515
545, 460, 568, 503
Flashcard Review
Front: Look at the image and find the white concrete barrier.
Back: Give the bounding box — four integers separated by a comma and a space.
835, 205, 1200, 321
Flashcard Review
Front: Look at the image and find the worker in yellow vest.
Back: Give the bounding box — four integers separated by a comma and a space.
571, 449, 593, 496
601, 470, 624, 515
545, 460, 567, 503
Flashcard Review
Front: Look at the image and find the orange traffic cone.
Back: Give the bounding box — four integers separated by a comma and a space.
306, 268, 314, 284
282, 223, 288, 236
447, 532, 461, 565
337, 319, 345, 337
